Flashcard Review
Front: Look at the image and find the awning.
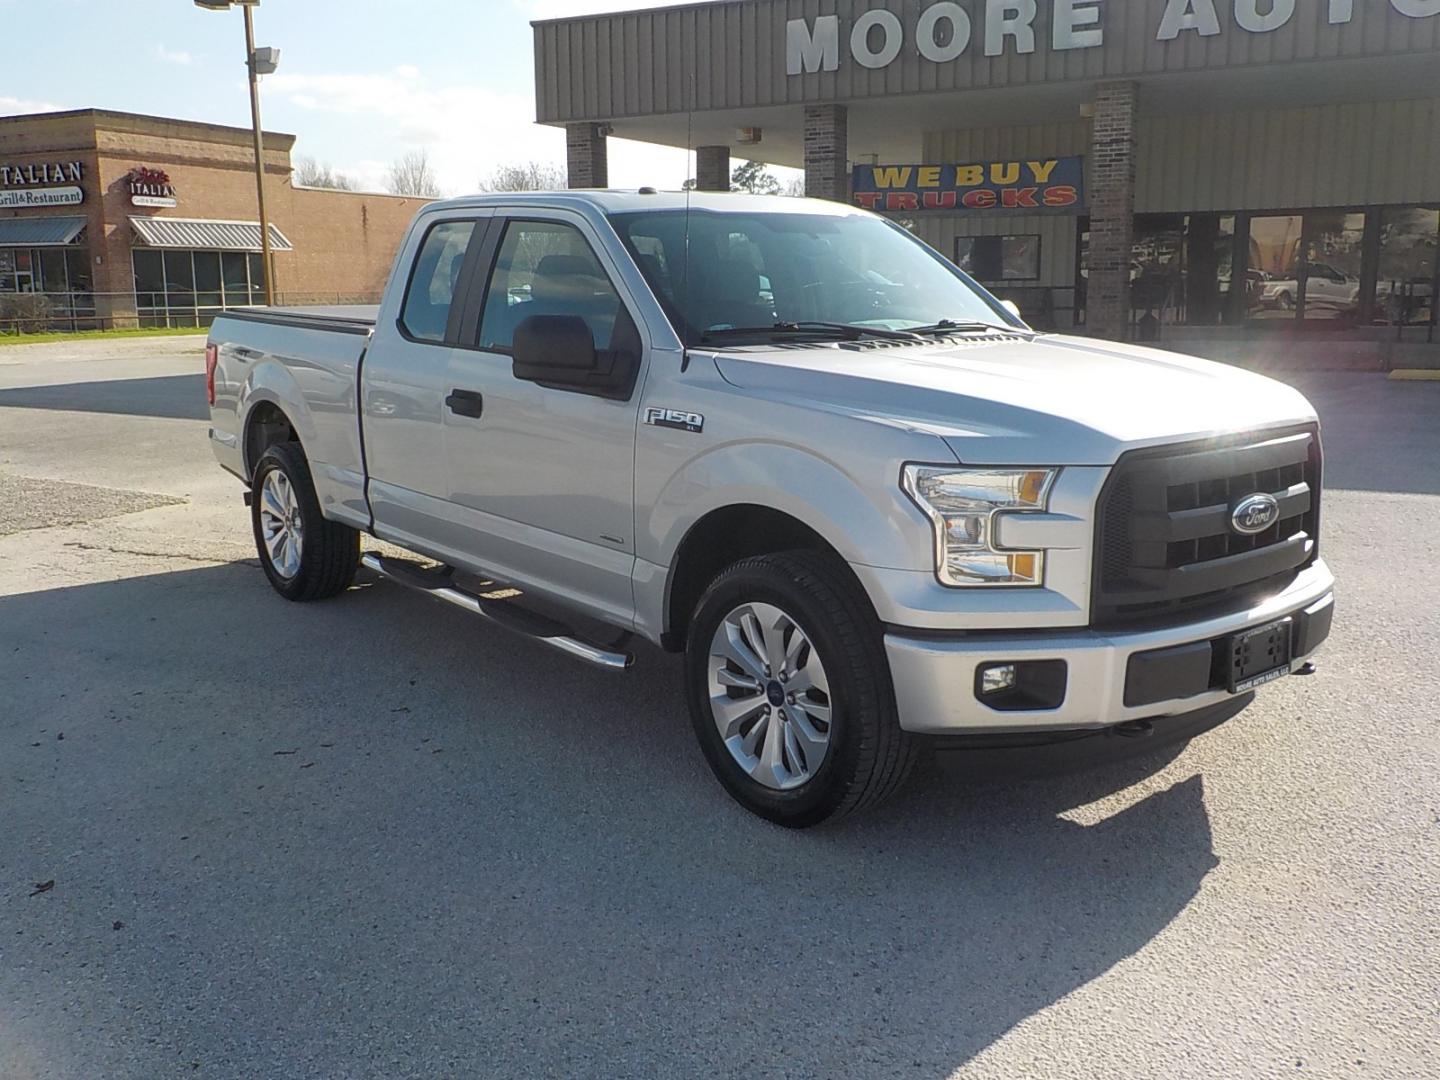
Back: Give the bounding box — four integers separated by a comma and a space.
129, 216, 294, 253
0, 216, 87, 247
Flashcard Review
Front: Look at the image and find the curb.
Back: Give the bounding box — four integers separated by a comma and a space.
1388, 369, 1440, 381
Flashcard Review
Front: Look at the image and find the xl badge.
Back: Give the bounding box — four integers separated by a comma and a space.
645, 407, 704, 434
1230, 492, 1280, 535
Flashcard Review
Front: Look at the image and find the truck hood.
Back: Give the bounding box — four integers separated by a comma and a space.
708, 333, 1318, 466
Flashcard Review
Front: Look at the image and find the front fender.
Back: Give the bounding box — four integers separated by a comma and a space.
643, 439, 940, 574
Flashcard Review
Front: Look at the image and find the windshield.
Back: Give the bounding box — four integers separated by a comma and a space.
608, 208, 1019, 346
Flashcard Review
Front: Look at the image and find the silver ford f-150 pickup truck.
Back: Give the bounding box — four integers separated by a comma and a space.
206, 191, 1334, 826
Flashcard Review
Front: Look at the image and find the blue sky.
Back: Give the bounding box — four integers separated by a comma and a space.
0, 0, 714, 194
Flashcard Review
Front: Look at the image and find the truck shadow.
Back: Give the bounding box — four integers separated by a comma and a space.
0, 374, 208, 421
1, 562, 1222, 1079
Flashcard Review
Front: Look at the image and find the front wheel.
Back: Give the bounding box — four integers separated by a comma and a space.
684, 551, 917, 827
250, 442, 359, 601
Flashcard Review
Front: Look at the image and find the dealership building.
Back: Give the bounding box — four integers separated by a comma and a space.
534, 0, 1440, 363
0, 109, 423, 329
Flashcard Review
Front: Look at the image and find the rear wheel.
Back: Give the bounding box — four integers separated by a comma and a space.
684, 551, 917, 827
250, 442, 359, 601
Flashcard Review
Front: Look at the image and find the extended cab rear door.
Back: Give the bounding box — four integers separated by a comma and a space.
361, 210, 493, 552
439, 209, 648, 630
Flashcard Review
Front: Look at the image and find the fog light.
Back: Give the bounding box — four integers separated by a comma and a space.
973, 659, 1068, 712
979, 663, 1017, 695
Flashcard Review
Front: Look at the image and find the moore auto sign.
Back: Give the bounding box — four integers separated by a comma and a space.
786, 0, 1440, 73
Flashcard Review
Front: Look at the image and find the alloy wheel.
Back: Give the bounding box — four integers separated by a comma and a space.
707, 601, 833, 790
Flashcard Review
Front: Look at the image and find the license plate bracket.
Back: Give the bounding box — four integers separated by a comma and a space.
1227, 616, 1294, 693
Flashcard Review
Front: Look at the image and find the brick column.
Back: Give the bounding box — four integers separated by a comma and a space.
803, 104, 849, 203
565, 123, 609, 189
1086, 81, 1137, 341
695, 145, 731, 192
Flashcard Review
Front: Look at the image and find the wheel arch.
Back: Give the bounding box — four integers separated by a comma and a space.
242, 398, 302, 479
660, 503, 873, 652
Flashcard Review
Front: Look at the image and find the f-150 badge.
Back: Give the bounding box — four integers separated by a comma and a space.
645, 407, 704, 434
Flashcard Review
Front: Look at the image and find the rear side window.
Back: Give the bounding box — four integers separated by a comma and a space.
400, 219, 477, 343
477, 220, 624, 353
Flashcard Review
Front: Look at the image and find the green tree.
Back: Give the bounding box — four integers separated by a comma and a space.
730, 160, 781, 195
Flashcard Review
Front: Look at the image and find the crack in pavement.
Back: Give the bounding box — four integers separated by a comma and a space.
62, 541, 258, 567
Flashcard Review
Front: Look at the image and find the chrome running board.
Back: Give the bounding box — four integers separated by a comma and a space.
360, 553, 633, 670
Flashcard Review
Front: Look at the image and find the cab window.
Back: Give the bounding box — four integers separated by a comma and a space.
400, 219, 477, 343
477, 220, 625, 353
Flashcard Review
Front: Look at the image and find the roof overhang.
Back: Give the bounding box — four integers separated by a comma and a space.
0, 216, 86, 247
129, 216, 293, 252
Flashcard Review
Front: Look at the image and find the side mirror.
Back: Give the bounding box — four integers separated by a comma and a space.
512, 313, 641, 399
512, 314, 598, 383
999, 299, 1022, 321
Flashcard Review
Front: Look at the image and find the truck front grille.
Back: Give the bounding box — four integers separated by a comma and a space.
1091, 425, 1322, 630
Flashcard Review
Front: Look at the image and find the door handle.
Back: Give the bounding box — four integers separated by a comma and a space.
446, 389, 484, 419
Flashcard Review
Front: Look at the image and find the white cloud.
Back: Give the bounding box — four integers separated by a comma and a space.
155, 44, 196, 66
394, 64, 421, 80
0, 95, 66, 116
271, 68, 699, 196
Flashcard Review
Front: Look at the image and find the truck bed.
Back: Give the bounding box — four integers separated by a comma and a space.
219, 304, 379, 335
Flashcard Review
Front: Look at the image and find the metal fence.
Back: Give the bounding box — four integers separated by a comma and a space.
0, 290, 383, 335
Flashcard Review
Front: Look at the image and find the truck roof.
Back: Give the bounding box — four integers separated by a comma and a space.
421, 190, 860, 216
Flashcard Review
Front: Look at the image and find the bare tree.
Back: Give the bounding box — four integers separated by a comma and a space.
294, 156, 355, 191
782, 175, 806, 198
386, 149, 442, 198
478, 161, 566, 193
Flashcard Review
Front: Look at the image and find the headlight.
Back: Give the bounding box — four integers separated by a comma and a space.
902, 466, 1058, 587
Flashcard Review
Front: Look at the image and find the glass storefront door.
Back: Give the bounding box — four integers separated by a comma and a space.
1246, 212, 1365, 323
1245, 215, 1304, 319
1300, 212, 1365, 321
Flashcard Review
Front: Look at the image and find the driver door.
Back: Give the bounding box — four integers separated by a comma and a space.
440, 211, 647, 628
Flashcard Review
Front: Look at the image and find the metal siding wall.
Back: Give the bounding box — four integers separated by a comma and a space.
535, 1, 1440, 122
916, 122, 1084, 295
1134, 100, 1440, 213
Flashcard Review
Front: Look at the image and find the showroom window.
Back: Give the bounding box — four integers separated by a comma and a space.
133, 249, 266, 328
954, 235, 1041, 283
0, 245, 95, 331
1244, 211, 1366, 323
1373, 206, 1439, 328
1076, 213, 1236, 329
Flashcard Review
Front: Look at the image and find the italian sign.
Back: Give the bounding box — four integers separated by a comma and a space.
127, 166, 178, 209
852, 157, 1083, 213
0, 187, 83, 208
0, 161, 85, 207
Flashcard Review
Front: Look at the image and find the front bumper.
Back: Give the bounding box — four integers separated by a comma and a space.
886, 559, 1334, 734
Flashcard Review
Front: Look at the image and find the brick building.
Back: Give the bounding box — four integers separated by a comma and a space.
532, 0, 1440, 363
0, 109, 426, 329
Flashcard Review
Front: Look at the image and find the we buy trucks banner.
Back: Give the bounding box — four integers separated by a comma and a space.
852, 157, 1083, 213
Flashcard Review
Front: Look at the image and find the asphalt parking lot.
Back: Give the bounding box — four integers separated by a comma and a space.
1, 337, 1437, 1080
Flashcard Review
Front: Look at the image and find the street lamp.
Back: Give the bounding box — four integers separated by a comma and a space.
194, 0, 280, 306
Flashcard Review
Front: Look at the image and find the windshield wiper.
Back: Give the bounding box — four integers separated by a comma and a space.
906, 318, 1023, 335
699, 321, 921, 344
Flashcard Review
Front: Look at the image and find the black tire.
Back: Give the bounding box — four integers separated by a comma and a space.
684, 550, 918, 828
250, 442, 359, 601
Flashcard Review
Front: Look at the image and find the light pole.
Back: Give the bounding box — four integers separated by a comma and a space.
194, 0, 280, 305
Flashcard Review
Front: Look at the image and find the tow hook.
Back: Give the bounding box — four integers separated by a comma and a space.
1294, 661, 1317, 676
1110, 719, 1154, 739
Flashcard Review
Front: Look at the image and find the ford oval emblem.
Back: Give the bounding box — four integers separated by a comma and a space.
1230, 492, 1280, 535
